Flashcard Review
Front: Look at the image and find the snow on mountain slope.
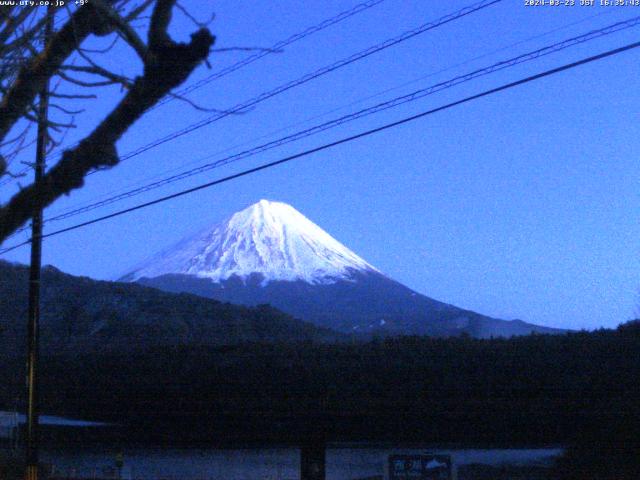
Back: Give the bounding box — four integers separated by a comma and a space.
122, 200, 379, 285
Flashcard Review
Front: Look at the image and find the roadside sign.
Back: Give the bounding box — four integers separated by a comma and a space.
388, 454, 453, 480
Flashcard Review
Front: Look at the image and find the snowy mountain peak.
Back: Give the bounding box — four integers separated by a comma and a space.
122, 200, 379, 285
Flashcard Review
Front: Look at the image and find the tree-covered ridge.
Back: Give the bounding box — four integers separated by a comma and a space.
1, 322, 637, 448
0, 260, 342, 356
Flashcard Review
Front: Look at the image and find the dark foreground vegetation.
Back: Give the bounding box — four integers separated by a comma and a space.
1, 321, 639, 478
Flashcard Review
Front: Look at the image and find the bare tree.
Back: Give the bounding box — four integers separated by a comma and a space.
0, 0, 215, 244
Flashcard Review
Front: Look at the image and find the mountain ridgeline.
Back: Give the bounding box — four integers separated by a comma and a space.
0, 260, 341, 356
122, 200, 563, 338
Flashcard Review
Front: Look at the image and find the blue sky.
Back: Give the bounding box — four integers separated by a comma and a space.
1, 0, 639, 330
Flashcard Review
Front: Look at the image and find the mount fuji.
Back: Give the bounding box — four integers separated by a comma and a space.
121, 200, 563, 338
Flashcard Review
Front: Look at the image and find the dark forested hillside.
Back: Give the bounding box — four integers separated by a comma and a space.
0, 261, 342, 356
1, 323, 637, 448
136, 270, 566, 338
1, 259, 638, 476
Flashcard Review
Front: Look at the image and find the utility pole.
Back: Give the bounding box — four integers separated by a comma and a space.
25, 7, 53, 480
300, 438, 326, 480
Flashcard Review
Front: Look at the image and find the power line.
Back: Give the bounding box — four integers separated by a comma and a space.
29, 14, 640, 229
109, 0, 503, 167
153, 0, 389, 109
2, 39, 638, 256
1, 0, 385, 187
2, 0, 499, 189
42, 7, 617, 221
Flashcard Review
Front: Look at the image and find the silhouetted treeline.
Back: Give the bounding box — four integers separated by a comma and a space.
2, 322, 638, 451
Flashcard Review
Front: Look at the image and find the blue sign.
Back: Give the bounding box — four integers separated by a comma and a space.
388, 454, 452, 480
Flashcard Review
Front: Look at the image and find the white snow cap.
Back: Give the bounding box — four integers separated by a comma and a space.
124, 199, 379, 284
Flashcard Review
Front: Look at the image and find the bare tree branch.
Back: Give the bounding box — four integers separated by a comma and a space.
24, 110, 76, 131
93, 0, 148, 61
166, 91, 227, 112
148, 0, 173, 47
76, 33, 120, 54
0, 0, 214, 242
0, 8, 33, 48
49, 103, 85, 115
175, 1, 215, 29
0, 5, 103, 143
56, 69, 120, 88
124, 0, 155, 22
49, 92, 97, 99
211, 47, 283, 53
60, 64, 134, 87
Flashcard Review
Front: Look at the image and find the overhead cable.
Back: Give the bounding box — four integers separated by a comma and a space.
2, 38, 637, 255
32, 15, 640, 228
